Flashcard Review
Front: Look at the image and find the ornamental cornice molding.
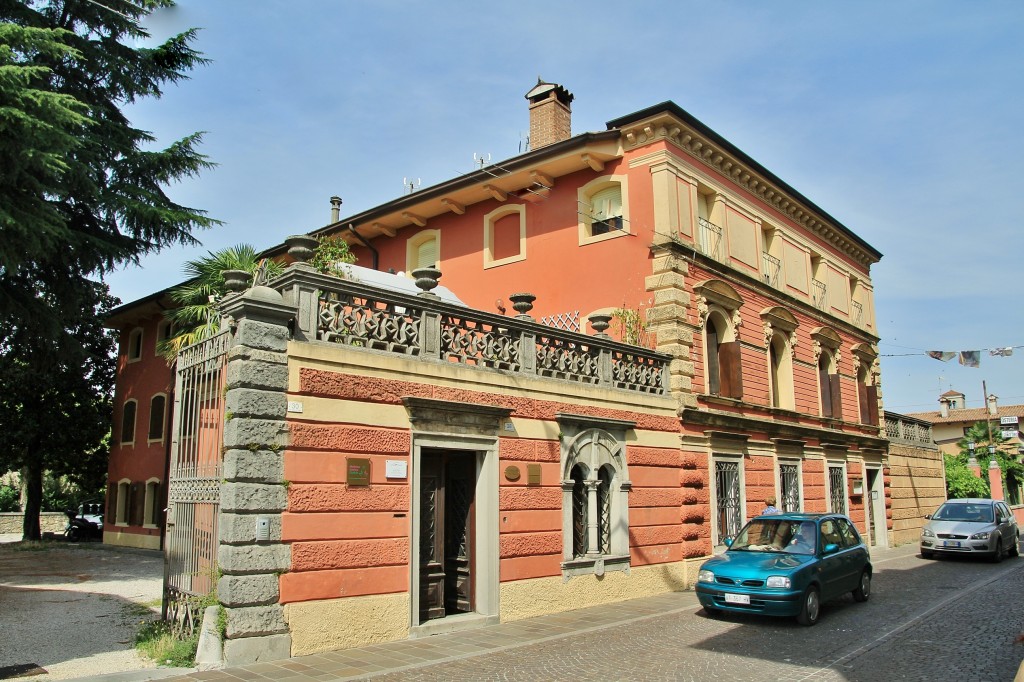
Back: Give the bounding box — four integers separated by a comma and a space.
617, 113, 879, 269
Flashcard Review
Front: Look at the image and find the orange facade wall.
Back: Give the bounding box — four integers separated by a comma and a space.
278, 366, 685, 605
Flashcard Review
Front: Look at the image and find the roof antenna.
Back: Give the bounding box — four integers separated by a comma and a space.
519, 132, 531, 154
402, 177, 421, 195
473, 152, 491, 169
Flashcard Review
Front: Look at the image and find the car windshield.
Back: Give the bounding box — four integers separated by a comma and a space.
729, 519, 816, 555
933, 503, 994, 523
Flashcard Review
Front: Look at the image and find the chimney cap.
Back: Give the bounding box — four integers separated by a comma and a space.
526, 78, 574, 106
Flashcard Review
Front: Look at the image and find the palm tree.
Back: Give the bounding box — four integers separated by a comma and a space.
159, 244, 283, 360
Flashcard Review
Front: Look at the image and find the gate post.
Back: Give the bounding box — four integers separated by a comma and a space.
217, 285, 296, 665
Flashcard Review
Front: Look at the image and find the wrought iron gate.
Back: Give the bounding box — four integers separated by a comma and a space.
163, 331, 231, 635
828, 466, 847, 515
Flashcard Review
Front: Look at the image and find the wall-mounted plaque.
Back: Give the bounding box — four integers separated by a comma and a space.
347, 457, 371, 487
385, 459, 408, 479
505, 465, 521, 482
527, 464, 541, 485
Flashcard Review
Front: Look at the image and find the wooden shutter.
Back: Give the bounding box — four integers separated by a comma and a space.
819, 364, 833, 417
129, 482, 145, 526
829, 374, 843, 420
858, 381, 869, 424
866, 385, 879, 425
107, 483, 117, 523
706, 325, 720, 395
719, 340, 744, 400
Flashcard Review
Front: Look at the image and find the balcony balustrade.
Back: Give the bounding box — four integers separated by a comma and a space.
811, 279, 827, 311
697, 217, 724, 262
761, 252, 781, 288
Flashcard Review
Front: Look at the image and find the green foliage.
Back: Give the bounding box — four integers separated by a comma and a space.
0, 484, 19, 512
944, 454, 990, 499
161, 245, 283, 359
612, 305, 651, 348
135, 620, 198, 668
0, 1, 215, 539
309, 235, 356, 277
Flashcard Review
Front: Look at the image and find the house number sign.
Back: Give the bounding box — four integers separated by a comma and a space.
347, 457, 371, 487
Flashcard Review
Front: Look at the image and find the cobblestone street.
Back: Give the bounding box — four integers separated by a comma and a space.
137, 543, 1024, 682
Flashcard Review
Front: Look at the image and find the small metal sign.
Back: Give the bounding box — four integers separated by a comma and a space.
527, 464, 542, 486
347, 457, 371, 487
505, 465, 521, 482
1001, 416, 1019, 425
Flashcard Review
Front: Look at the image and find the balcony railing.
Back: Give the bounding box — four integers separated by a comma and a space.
851, 300, 863, 325
761, 252, 781, 288
884, 414, 935, 447
811, 279, 827, 311
271, 265, 670, 396
697, 217, 723, 262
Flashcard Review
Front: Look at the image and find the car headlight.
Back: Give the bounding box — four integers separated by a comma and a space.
698, 569, 715, 583
921, 528, 934, 538
970, 531, 991, 540
766, 576, 791, 589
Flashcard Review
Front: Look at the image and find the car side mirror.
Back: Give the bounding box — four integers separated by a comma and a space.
924, 514, 931, 520
724, 537, 733, 547
823, 543, 840, 554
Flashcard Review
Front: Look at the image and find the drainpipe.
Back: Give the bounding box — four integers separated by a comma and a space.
347, 223, 378, 270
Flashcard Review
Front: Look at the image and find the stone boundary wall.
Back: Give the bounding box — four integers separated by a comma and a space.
888, 441, 945, 546
0, 512, 66, 534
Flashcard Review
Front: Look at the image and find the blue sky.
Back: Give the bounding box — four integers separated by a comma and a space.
106, 0, 1024, 415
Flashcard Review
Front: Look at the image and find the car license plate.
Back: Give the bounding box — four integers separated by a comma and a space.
724, 593, 750, 605
943, 541, 961, 547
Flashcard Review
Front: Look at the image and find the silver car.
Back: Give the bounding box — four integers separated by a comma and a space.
920, 498, 1020, 561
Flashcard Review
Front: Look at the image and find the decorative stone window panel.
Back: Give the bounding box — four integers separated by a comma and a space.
120, 399, 137, 447
406, 229, 440, 273
148, 393, 167, 443
558, 414, 634, 578
811, 327, 842, 419
695, 280, 744, 400
126, 327, 143, 362
577, 175, 630, 245
483, 205, 526, 269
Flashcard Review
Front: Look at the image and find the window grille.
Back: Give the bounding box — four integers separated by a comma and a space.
715, 460, 742, 544
571, 465, 588, 557
829, 466, 847, 514
780, 464, 800, 512
597, 466, 612, 554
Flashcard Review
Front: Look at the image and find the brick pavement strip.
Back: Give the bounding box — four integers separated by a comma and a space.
136, 544, 1024, 682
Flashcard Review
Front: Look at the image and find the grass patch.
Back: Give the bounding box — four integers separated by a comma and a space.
5, 540, 51, 552
135, 620, 198, 668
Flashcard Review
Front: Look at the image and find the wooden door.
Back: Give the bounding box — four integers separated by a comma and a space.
419, 451, 475, 622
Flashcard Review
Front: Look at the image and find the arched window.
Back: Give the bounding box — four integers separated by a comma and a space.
143, 478, 161, 527
121, 400, 137, 446
761, 307, 797, 410
857, 364, 879, 426
559, 418, 633, 577
148, 394, 166, 442
126, 328, 143, 362
406, 229, 440, 272
483, 205, 526, 268
819, 351, 841, 418
577, 175, 630, 244
705, 311, 743, 399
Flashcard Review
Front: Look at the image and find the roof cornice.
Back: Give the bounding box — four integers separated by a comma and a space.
607, 102, 882, 268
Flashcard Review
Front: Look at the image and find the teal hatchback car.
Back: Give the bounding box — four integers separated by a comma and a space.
695, 513, 871, 625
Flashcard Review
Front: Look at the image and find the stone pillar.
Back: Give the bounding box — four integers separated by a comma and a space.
217, 286, 295, 665
645, 252, 695, 411
989, 460, 1004, 501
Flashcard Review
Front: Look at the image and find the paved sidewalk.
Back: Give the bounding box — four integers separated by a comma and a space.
74, 543, 922, 682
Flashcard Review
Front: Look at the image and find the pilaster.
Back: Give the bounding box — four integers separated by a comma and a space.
645, 253, 697, 410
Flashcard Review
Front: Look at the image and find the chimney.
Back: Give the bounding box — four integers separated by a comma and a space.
988, 393, 999, 416
330, 196, 342, 223
939, 397, 949, 419
525, 79, 574, 150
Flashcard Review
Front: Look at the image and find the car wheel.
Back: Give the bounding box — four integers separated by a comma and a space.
66, 528, 80, 543
921, 550, 933, 559
796, 586, 820, 626
990, 539, 1004, 563
853, 570, 871, 602
1010, 535, 1020, 558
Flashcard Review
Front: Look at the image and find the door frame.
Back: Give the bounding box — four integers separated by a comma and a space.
865, 465, 887, 548
410, 432, 499, 632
